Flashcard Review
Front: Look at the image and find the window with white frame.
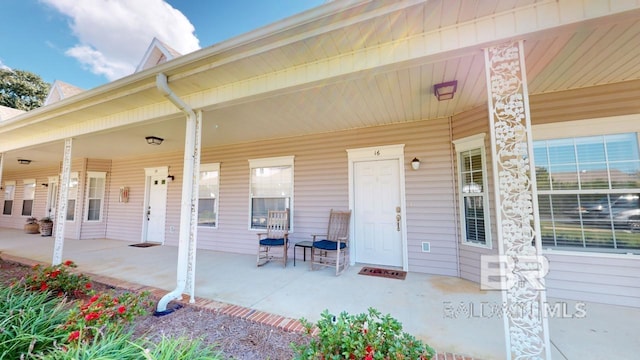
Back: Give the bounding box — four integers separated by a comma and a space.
454, 134, 491, 247
22, 179, 36, 216
3, 181, 15, 215
66, 173, 79, 221
248, 156, 293, 230
85, 172, 106, 221
533, 132, 640, 253
198, 163, 220, 227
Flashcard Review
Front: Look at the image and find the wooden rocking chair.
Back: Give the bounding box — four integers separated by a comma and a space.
310, 209, 352, 275
257, 210, 289, 267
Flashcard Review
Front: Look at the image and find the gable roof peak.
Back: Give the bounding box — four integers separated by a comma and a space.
135, 37, 183, 73
44, 80, 85, 106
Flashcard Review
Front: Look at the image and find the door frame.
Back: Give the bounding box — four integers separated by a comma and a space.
347, 144, 409, 270
142, 166, 168, 243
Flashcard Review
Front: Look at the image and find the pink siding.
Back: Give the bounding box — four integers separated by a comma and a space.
100, 119, 460, 276
451, 82, 640, 307
451, 106, 499, 283
545, 253, 640, 307
78, 159, 112, 239
0, 165, 59, 230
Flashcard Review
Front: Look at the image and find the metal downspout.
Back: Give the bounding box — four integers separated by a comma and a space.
155, 72, 200, 314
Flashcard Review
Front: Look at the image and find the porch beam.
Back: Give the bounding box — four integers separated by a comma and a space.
52, 138, 72, 265
157, 1, 640, 110
484, 40, 551, 359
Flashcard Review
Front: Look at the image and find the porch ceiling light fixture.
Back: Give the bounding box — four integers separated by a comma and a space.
17, 159, 31, 165
433, 80, 458, 101
145, 136, 164, 145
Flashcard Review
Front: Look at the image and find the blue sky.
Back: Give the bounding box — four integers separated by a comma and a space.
0, 0, 326, 90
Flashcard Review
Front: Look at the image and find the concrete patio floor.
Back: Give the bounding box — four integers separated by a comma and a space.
1, 228, 638, 359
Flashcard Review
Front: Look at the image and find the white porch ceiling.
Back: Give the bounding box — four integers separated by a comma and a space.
2, 0, 640, 172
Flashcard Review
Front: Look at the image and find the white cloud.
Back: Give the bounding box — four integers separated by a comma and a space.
41, 0, 200, 81
0, 60, 11, 71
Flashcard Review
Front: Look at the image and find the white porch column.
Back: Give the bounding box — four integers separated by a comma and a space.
52, 138, 72, 265
155, 73, 201, 312
483, 41, 551, 359
0, 153, 3, 190
184, 109, 202, 300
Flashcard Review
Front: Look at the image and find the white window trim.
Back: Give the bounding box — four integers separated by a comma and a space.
248, 155, 294, 231
199, 163, 220, 229
84, 171, 106, 222
3, 180, 16, 216
22, 179, 36, 217
453, 134, 492, 249
66, 172, 79, 222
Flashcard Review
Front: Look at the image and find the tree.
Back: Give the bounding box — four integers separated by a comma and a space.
0, 68, 51, 111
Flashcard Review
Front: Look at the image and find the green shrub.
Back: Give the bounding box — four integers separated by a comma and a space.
135, 335, 223, 360
292, 308, 435, 360
39, 331, 222, 360
62, 291, 152, 345
24, 260, 93, 297
0, 286, 67, 359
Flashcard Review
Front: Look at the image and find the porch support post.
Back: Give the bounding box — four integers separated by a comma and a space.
0, 153, 3, 189
52, 138, 72, 265
483, 41, 551, 359
184, 109, 202, 300
155, 73, 201, 312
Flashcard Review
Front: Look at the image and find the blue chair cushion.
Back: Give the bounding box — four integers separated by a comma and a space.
312, 240, 346, 250
259, 238, 286, 246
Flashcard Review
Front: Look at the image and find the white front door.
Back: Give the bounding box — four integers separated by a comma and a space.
144, 168, 168, 243
353, 159, 404, 267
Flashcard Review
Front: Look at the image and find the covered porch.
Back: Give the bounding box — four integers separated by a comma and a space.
1, 228, 638, 359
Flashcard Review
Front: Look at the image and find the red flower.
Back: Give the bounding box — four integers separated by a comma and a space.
118, 306, 126, 314
50, 269, 61, 279
89, 294, 100, 303
85, 282, 92, 289
365, 355, 373, 360
64, 260, 74, 266
67, 330, 80, 342
85, 312, 100, 321
40, 282, 48, 291
366, 345, 373, 353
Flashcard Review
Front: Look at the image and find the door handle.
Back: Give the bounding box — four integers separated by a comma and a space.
396, 214, 401, 231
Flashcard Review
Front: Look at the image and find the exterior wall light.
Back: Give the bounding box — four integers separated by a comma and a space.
434, 80, 458, 101
145, 136, 164, 145
18, 159, 31, 165
411, 157, 420, 170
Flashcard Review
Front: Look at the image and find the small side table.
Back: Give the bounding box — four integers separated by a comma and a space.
294, 241, 313, 266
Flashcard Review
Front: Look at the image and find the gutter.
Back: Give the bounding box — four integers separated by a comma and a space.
154, 72, 198, 315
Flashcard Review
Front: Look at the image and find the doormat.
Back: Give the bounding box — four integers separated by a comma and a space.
358, 267, 406, 280
129, 243, 160, 248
